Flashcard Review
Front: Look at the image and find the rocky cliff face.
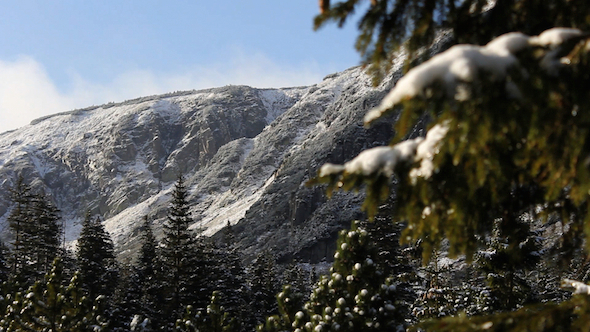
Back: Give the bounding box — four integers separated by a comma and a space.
0, 63, 404, 263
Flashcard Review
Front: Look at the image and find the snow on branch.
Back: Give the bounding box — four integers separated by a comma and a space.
561, 279, 590, 295
409, 123, 450, 182
365, 27, 584, 125
319, 140, 421, 179
319, 122, 449, 182
529, 28, 585, 47
530, 28, 588, 75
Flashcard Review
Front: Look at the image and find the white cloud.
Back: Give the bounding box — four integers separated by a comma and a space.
0, 50, 326, 134
0, 56, 77, 133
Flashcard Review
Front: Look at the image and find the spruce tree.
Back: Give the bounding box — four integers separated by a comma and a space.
111, 264, 144, 332
161, 174, 203, 325
208, 242, 249, 331
29, 191, 62, 279
3, 258, 108, 331
258, 284, 305, 332
76, 212, 118, 301
312, 3, 590, 329
282, 261, 312, 302
248, 249, 281, 326
0, 240, 10, 329
6, 177, 63, 288
0, 290, 27, 330
7, 175, 35, 286
136, 215, 165, 329
176, 291, 237, 332
0, 240, 10, 288
314, 0, 590, 85
137, 215, 159, 280
475, 218, 542, 312
221, 220, 235, 247
261, 220, 409, 332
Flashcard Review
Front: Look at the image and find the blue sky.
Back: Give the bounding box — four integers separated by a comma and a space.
0, 1, 362, 133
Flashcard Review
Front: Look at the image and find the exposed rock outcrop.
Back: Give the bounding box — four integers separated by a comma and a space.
0, 63, 403, 263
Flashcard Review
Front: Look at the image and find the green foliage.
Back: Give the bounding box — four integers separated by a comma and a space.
402, 43, 590, 261
76, 212, 118, 301
415, 293, 590, 332
28, 192, 62, 279
249, 250, 281, 325
176, 291, 237, 332
475, 218, 542, 312
6, 176, 63, 288
312, 1, 590, 330
0, 240, 10, 287
7, 175, 36, 286
269, 220, 410, 332
161, 174, 211, 324
210, 245, 250, 331
2, 258, 109, 331
315, 0, 590, 84
258, 285, 305, 332
137, 215, 159, 278
161, 174, 196, 307
133, 215, 166, 328
313, 34, 590, 263
282, 262, 312, 302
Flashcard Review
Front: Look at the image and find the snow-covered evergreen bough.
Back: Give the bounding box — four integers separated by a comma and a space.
313, 28, 590, 331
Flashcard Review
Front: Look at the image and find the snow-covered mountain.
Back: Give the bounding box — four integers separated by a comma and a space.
0, 63, 404, 263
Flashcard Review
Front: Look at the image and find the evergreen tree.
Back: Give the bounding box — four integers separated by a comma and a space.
411, 250, 484, 320
7, 175, 35, 287
137, 215, 159, 280
2, 258, 109, 331
76, 212, 118, 301
282, 261, 312, 302
28, 191, 62, 279
416, 281, 590, 332
0, 240, 10, 288
6, 177, 63, 288
314, 0, 590, 85
312, 1, 590, 328
0, 290, 27, 331
257, 284, 305, 332
0, 240, 10, 330
221, 220, 236, 248
59, 247, 80, 292
248, 249, 281, 326
176, 291, 237, 332
111, 264, 144, 332
161, 174, 203, 325
475, 217, 542, 312
208, 242, 250, 331
135, 215, 165, 329
261, 220, 409, 332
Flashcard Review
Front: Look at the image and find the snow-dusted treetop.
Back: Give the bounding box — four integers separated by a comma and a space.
364, 27, 583, 125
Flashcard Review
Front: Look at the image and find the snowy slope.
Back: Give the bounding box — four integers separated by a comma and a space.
0, 64, 403, 262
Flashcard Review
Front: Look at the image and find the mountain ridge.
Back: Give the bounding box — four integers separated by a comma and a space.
0, 63, 403, 263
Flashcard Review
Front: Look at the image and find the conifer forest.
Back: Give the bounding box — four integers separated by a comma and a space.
3, 0, 590, 331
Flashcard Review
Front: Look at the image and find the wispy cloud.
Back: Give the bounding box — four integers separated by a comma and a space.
0, 50, 326, 134
0, 56, 77, 133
